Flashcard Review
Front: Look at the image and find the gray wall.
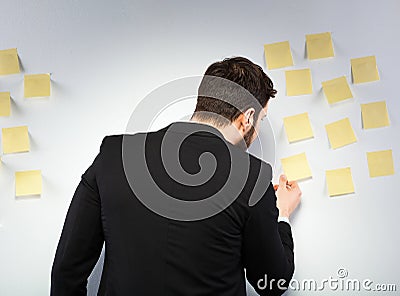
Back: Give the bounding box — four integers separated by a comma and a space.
0, 0, 399, 295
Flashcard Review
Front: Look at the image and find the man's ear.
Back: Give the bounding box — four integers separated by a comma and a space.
242, 108, 255, 131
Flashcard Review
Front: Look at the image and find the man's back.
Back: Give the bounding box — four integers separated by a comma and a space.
51, 121, 294, 296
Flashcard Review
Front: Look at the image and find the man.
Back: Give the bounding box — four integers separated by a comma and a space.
51, 56, 301, 295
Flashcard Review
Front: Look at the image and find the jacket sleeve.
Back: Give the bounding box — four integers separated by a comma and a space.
50, 137, 107, 296
243, 182, 295, 296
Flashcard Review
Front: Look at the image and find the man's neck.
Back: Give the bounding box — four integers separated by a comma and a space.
189, 117, 242, 147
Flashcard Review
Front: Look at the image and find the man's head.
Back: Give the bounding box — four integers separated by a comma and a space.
191, 56, 277, 148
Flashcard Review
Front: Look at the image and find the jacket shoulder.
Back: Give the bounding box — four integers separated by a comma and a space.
99, 133, 146, 148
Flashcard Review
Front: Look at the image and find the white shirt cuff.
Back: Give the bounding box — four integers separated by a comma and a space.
278, 216, 290, 225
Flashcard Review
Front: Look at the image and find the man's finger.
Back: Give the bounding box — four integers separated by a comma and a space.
279, 174, 287, 187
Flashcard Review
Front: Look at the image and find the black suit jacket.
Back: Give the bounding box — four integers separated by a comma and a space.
51, 121, 295, 296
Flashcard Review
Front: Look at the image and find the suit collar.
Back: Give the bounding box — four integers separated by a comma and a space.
165, 121, 226, 140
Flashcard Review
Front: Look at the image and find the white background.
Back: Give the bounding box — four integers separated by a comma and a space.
0, 0, 399, 295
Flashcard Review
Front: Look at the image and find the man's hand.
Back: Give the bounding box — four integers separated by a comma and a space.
274, 174, 301, 218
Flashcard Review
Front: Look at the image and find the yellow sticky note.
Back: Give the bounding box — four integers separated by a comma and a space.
367, 150, 394, 177
2, 126, 30, 154
0, 48, 20, 75
321, 76, 353, 104
306, 32, 334, 60
283, 112, 313, 143
326, 167, 355, 196
264, 41, 294, 70
325, 118, 357, 149
24, 74, 51, 97
285, 69, 313, 96
361, 101, 390, 129
0, 92, 11, 116
281, 152, 312, 181
351, 56, 380, 84
15, 170, 42, 196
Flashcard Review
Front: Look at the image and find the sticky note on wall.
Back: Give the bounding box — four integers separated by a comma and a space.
325, 118, 357, 149
351, 56, 380, 84
306, 32, 334, 60
285, 69, 313, 96
15, 170, 42, 197
361, 101, 390, 129
2, 126, 30, 154
24, 74, 51, 97
321, 76, 353, 104
281, 152, 312, 181
0, 48, 20, 75
367, 150, 394, 177
0, 92, 11, 116
264, 41, 294, 69
283, 112, 313, 143
326, 167, 355, 196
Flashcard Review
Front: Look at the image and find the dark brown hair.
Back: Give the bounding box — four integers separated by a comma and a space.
193, 56, 277, 127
